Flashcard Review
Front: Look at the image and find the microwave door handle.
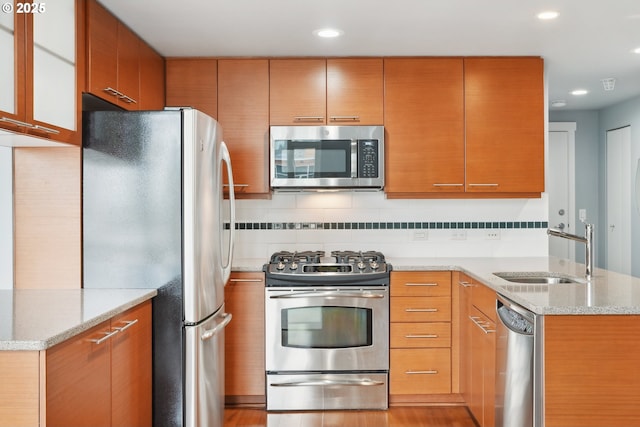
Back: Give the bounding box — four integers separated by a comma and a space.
351, 140, 358, 178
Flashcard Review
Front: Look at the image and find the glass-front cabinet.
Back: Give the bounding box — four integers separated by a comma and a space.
0, 0, 80, 145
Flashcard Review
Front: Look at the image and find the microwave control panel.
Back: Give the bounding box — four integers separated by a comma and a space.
358, 140, 379, 178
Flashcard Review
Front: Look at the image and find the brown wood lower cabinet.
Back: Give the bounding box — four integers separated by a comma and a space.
0, 301, 152, 427
225, 272, 265, 406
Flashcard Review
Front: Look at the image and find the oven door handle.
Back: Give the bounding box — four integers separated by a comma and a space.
270, 378, 385, 387
269, 291, 386, 299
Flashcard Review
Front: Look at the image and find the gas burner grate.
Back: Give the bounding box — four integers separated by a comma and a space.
269, 250, 325, 264
331, 250, 385, 264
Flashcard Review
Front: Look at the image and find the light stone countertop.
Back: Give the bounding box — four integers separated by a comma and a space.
0, 288, 157, 351
233, 256, 640, 315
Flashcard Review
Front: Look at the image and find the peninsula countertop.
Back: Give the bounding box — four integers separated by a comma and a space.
0, 288, 157, 351
233, 256, 640, 316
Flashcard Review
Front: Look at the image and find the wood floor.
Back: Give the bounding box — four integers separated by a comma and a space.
224, 407, 478, 427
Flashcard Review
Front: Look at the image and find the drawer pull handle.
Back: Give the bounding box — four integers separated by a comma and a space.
405, 308, 438, 313
406, 370, 438, 375
90, 329, 119, 345
404, 282, 438, 287
405, 334, 439, 339
113, 318, 139, 332
229, 278, 263, 283
458, 281, 475, 288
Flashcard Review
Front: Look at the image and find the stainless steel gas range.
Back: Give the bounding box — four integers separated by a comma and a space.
264, 250, 391, 411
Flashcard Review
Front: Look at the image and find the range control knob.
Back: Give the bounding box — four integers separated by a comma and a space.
370, 261, 379, 270
289, 262, 299, 270
276, 261, 286, 271
357, 261, 366, 270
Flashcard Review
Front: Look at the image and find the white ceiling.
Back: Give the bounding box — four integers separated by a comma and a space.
100, 0, 640, 111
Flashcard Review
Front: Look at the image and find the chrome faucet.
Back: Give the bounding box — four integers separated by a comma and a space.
547, 223, 594, 280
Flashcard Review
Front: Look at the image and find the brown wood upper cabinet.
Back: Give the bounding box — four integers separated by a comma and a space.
165, 58, 218, 119
0, 0, 83, 145
269, 58, 384, 125
464, 57, 544, 195
384, 58, 465, 195
385, 57, 544, 198
86, 0, 164, 111
218, 59, 270, 198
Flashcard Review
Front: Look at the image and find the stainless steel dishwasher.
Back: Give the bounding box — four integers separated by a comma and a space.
495, 294, 542, 427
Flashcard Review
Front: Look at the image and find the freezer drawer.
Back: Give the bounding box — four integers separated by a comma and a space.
184, 307, 232, 427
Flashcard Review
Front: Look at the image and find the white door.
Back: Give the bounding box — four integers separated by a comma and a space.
606, 126, 632, 274
548, 123, 576, 260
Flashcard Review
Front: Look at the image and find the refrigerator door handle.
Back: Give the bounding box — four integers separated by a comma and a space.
220, 141, 235, 286
201, 312, 233, 341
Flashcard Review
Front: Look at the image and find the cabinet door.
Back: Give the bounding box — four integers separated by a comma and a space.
218, 59, 269, 197
166, 58, 217, 119
86, 0, 118, 104
224, 272, 265, 404
0, 9, 27, 129
138, 41, 165, 110
111, 301, 152, 427
384, 58, 465, 195
116, 23, 140, 109
46, 321, 112, 427
465, 57, 544, 194
269, 58, 326, 125
457, 275, 474, 406
326, 58, 383, 125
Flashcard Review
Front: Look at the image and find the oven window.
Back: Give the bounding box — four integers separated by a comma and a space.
273, 139, 351, 178
281, 306, 372, 349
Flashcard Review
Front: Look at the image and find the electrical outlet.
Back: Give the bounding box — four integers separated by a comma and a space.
451, 230, 467, 240
413, 231, 428, 241
485, 229, 501, 240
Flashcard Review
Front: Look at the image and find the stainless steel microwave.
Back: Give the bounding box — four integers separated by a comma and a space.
270, 125, 384, 191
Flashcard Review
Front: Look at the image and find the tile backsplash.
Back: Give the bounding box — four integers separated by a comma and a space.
232, 192, 549, 260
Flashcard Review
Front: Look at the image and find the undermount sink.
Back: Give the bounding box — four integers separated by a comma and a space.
493, 271, 584, 284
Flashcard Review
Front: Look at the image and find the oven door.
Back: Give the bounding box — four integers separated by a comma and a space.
265, 287, 389, 372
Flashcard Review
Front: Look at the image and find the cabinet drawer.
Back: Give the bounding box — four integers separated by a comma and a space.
391, 296, 451, 322
390, 348, 451, 395
390, 323, 451, 348
391, 271, 451, 297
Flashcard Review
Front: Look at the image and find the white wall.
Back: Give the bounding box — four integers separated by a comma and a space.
0, 147, 13, 287
233, 192, 549, 259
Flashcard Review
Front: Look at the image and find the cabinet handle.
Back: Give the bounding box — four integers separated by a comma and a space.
406, 370, 438, 375
432, 183, 464, 187
404, 282, 438, 287
458, 281, 475, 288
113, 318, 139, 332
33, 124, 61, 135
103, 87, 122, 97
223, 184, 250, 188
469, 315, 495, 334
405, 334, 439, 339
118, 94, 138, 104
405, 308, 438, 313
229, 278, 263, 283
1, 117, 35, 129
468, 183, 499, 187
90, 329, 119, 345
294, 116, 324, 122
330, 115, 360, 122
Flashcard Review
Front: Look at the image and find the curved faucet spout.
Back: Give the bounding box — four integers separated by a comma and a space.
547, 224, 594, 280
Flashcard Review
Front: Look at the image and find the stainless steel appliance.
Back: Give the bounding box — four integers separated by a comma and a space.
495, 294, 542, 427
270, 126, 384, 190
264, 250, 390, 411
82, 108, 235, 427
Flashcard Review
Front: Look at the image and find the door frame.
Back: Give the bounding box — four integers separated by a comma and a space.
548, 122, 576, 260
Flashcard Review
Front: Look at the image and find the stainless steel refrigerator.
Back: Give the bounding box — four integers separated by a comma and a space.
82, 108, 235, 427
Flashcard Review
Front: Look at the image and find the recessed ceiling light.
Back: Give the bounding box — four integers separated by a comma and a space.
314, 28, 343, 38
537, 11, 559, 20
551, 100, 567, 108
633, 47, 640, 54
571, 89, 589, 96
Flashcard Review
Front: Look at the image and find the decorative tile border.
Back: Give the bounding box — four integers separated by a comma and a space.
226, 221, 548, 230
